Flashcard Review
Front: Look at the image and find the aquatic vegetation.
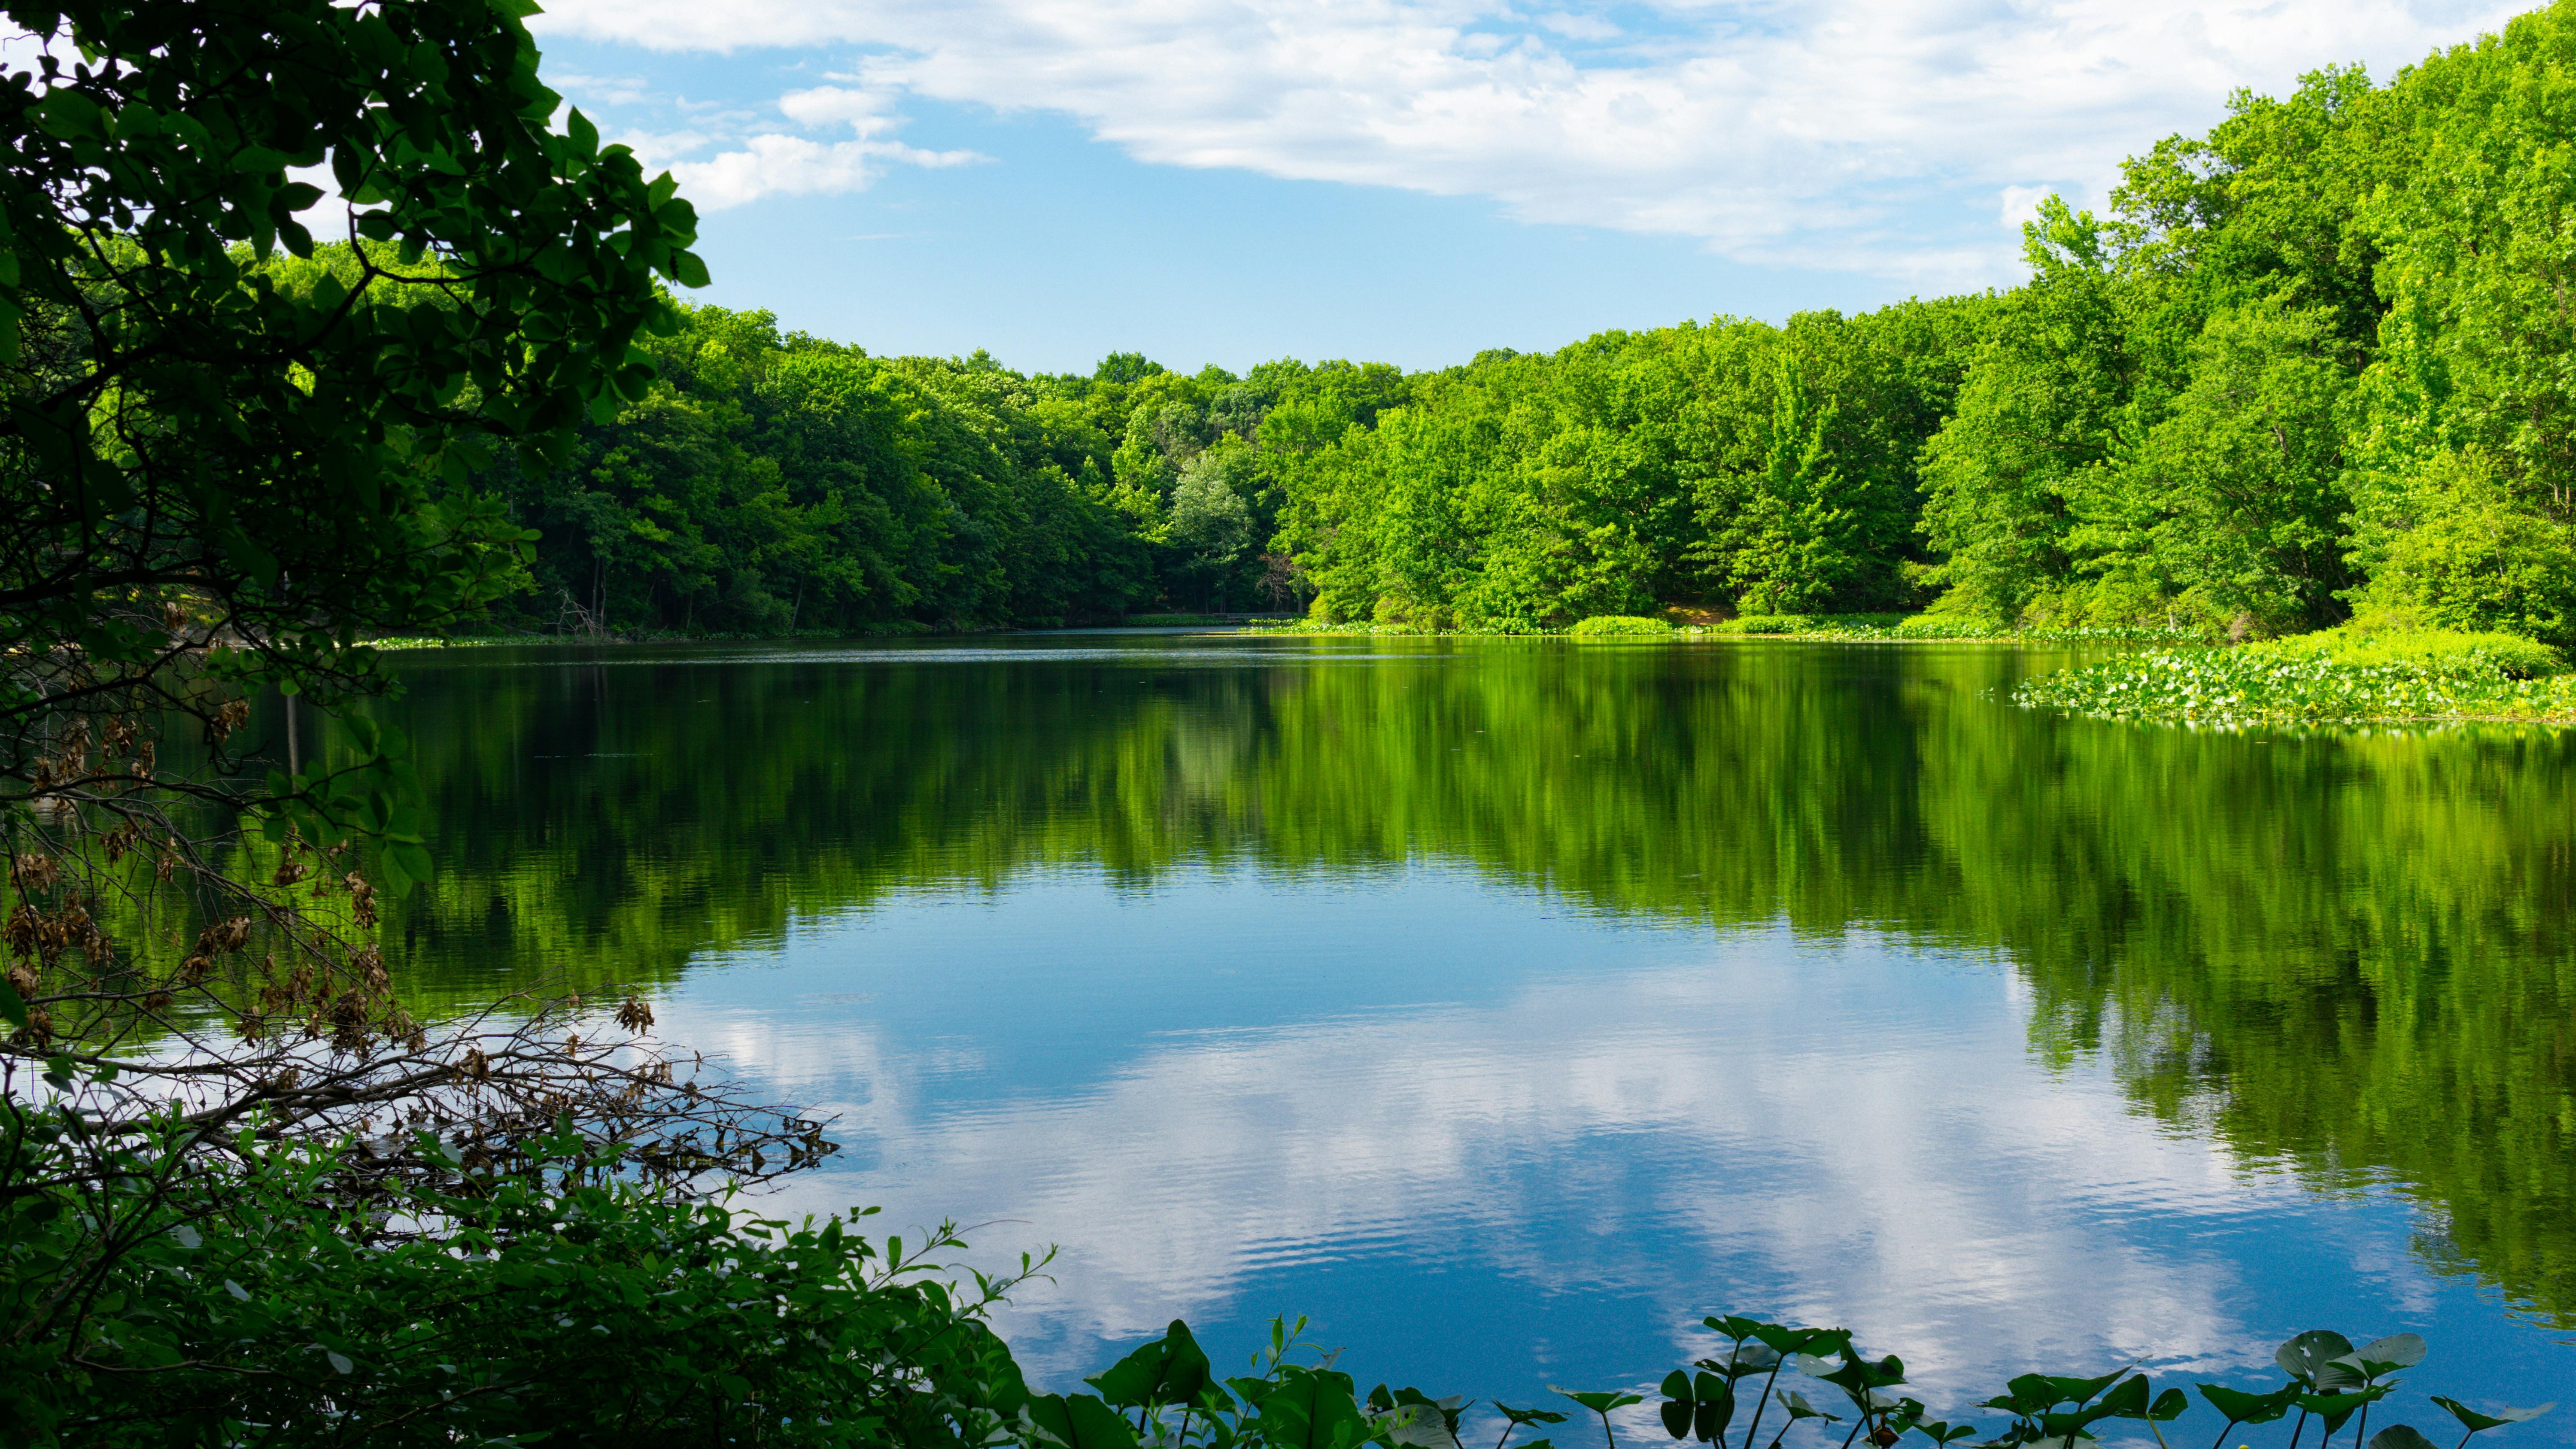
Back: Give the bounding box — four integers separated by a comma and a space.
1021, 1314, 2552, 1449
2014, 629, 2576, 727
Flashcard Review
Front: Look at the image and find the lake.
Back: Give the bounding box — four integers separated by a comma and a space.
376, 632, 2576, 1443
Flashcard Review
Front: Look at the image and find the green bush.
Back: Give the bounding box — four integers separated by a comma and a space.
1893, 614, 2008, 639
2278, 623, 2567, 678
1717, 614, 1909, 638
1570, 615, 1676, 637
3, 1106, 1035, 1447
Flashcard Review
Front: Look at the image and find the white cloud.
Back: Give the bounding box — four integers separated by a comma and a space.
1997, 182, 2054, 231
549, 70, 655, 107
615, 84, 984, 212
531, 0, 2523, 282
779, 83, 899, 131
672, 930, 2358, 1400
670, 132, 983, 211
1534, 11, 1621, 42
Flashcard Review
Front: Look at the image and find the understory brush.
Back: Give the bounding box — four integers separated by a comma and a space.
2014, 624, 2576, 727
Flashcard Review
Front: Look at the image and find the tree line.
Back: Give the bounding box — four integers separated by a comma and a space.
503, 4, 2576, 644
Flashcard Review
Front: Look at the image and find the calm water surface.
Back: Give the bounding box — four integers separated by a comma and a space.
378, 635, 2576, 1439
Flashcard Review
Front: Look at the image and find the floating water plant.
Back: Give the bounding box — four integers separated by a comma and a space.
1020, 1314, 2549, 1449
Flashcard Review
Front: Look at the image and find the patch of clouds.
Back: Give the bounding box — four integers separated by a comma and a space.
778, 83, 899, 131
1534, 11, 1621, 42
546, 71, 655, 107
531, 0, 2523, 285
671, 134, 984, 211
681, 933, 2328, 1397
1996, 183, 2054, 231
557, 76, 985, 212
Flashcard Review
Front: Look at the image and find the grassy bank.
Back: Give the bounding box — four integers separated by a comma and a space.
2014, 624, 2576, 728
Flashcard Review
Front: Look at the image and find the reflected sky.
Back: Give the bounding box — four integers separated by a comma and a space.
374, 636, 2576, 1449
659, 865, 2573, 1442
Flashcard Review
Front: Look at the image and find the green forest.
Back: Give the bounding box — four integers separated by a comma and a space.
489, 4, 2576, 644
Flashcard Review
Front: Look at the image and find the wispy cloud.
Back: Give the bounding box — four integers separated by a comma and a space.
667, 134, 973, 211
532, 0, 2519, 283
570, 79, 985, 211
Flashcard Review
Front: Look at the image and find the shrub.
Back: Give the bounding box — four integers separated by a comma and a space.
3, 1105, 1034, 1448
1893, 614, 2008, 639
1718, 614, 1910, 638
2280, 623, 2566, 679
1571, 615, 1676, 637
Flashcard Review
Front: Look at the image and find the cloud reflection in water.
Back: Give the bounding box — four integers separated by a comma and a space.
650, 869, 2421, 1408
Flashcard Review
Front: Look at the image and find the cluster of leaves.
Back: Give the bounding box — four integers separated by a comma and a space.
3, 1096, 1036, 1447
2013, 627, 2576, 727
0, 15, 848, 1436
0, 0, 695, 1014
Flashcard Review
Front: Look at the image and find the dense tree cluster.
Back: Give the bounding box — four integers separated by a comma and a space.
489, 315, 1413, 631
1278, 7, 2576, 643
519, 4, 2576, 643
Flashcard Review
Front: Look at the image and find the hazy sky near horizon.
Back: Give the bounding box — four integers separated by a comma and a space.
528, 0, 2521, 374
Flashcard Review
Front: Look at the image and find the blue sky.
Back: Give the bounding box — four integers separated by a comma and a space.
527, 0, 2521, 375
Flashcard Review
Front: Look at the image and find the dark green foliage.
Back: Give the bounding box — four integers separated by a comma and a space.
0, 0, 693, 877
1275, 309, 1981, 630
0, 1103, 1042, 1446
490, 328, 1425, 629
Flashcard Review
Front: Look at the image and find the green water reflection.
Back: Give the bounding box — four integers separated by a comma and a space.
375, 637, 2576, 1327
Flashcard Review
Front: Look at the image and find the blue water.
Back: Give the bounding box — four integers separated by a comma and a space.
666, 866, 2569, 1437
388, 635, 2576, 1449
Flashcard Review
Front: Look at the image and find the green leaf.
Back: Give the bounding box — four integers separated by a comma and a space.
2199, 1385, 2297, 1426
2097, 1377, 2149, 1418
1376, 1392, 1466, 1449
1780, 1391, 1836, 1424
1027, 1394, 1140, 1449
1693, 1390, 1733, 1443
2047, 1370, 2132, 1410
2276, 1332, 2357, 1389
0, 976, 24, 1030
1555, 1390, 1646, 1417
1498, 1405, 1570, 1428
1261, 1366, 1373, 1449
2431, 1399, 2556, 1434
2351, 1334, 2426, 1377
2297, 1390, 2379, 1435
1087, 1319, 1212, 1409
2368, 1428, 2442, 1449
